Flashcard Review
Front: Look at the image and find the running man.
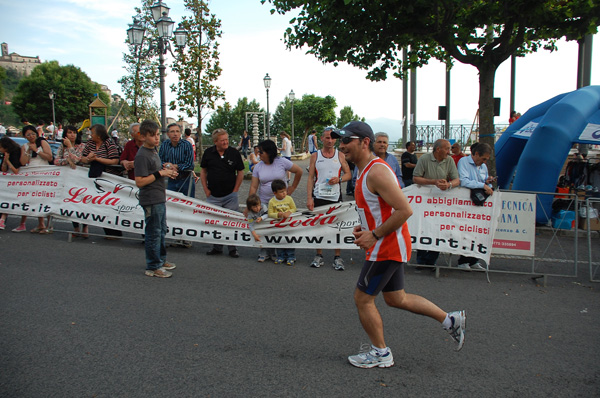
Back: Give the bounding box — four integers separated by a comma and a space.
333, 121, 466, 369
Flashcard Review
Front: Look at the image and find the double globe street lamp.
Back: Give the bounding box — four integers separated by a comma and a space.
127, 0, 187, 135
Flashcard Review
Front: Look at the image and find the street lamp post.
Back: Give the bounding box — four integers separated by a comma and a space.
127, 1, 187, 136
48, 90, 56, 135
289, 89, 295, 152
263, 73, 271, 139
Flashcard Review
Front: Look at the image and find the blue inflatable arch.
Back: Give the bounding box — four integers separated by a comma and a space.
495, 85, 600, 223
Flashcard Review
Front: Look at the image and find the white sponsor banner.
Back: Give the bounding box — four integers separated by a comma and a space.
403, 185, 502, 263
492, 191, 536, 256
0, 166, 63, 217
513, 121, 539, 138
0, 166, 360, 249
2, 166, 502, 262
578, 123, 600, 143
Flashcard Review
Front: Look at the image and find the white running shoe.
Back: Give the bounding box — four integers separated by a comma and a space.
310, 255, 324, 268
457, 263, 471, 270
333, 257, 345, 271
470, 262, 485, 271
348, 345, 394, 368
446, 310, 466, 351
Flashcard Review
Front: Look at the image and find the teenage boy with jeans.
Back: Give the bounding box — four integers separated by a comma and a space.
135, 120, 179, 278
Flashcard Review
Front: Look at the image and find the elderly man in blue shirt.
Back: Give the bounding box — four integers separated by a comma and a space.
456, 142, 495, 270
350, 132, 405, 192
159, 123, 196, 197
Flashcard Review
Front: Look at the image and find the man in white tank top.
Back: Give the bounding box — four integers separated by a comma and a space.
333, 121, 466, 369
307, 127, 351, 270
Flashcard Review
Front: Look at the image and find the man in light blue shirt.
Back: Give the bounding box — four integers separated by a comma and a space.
456, 142, 495, 270
457, 143, 494, 195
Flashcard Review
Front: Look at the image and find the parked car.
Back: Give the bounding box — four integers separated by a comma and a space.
7, 137, 61, 159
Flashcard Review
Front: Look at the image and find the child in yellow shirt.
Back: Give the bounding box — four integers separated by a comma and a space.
268, 179, 297, 266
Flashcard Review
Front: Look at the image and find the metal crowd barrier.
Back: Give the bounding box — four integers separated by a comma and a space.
583, 197, 600, 282
488, 190, 599, 285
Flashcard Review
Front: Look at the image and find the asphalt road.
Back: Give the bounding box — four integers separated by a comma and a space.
1, 156, 599, 397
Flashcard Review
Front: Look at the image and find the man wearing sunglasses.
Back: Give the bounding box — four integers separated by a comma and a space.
334, 121, 465, 369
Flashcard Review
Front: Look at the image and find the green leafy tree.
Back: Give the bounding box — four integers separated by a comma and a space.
12, 61, 109, 124
293, 94, 337, 151
271, 96, 293, 136
0, 66, 6, 100
337, 105, 364, 128
170, 0, 225, 153
1, 68, 24, 101
205, 97, 263, 145
119, 1, 159, 121
0, 68, 25, 127
265, 0, 600, 175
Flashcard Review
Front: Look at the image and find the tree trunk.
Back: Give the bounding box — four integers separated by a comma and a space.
301, 127, 310, 153
477, 63, 498, 178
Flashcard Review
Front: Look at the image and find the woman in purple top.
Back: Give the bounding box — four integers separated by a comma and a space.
249, 139, 303, 205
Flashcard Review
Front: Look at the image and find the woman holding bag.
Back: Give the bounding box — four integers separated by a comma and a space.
80, 124, 122, 238
81, 124, 121, 177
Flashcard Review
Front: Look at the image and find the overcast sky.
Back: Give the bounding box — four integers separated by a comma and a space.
1, 0, 598, 133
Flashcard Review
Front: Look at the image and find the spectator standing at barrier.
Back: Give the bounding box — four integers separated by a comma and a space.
120, 123, 142, 180
81, 124, 122, 176
457, 143, 494, 271
12, 125, 53, 233
81, 124, 123, 238
0, 136, 24, 230
55, 124, 64, 141
184, 128, 196, 161
135, 120, 178, 278
201, 128, 245, 258
333, 121, 466, 369
250, 139, 303, 206
111, 130, 120, 147
412, 139, 460, 267
268, 179, 297, 266
249, 139, 303, 261
307, 126, 351, 270
54, 126, 84, 168
0, 122, 6, 137
401, 141, 418, 187
451, 142, 466, 167
308, 129, 318, 154
280, 131, 293, 182
46, 122, 56, 139
374, 132, 404, 188
159, 123, 195, 197
54, 125, 87, 238
248, 145, 260, 172
509, 111, 521, 124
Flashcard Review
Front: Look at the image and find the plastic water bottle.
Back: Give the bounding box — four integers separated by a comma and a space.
324, 170, 334, 196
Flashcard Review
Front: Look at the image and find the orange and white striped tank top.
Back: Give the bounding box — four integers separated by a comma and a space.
355, 158, 412, 262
